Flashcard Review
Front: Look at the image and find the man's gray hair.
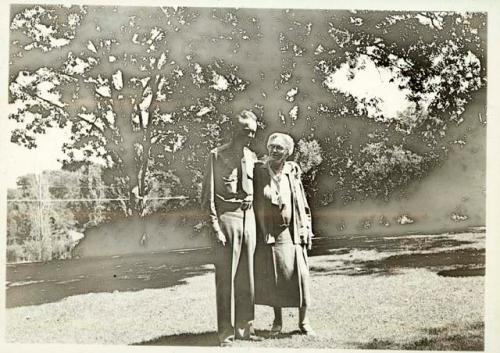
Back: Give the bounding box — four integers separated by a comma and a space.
235, 109, 258, 125
267, 132, 295, 155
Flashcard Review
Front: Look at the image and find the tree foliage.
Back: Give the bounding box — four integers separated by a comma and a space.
7, 171, 80, 262
9, 5, 486, 215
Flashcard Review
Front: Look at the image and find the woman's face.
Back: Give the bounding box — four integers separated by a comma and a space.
267, 139, 288, 164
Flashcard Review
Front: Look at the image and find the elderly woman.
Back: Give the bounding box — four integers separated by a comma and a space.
253, 133, 315, 335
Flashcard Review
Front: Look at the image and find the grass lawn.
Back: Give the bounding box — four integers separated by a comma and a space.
5, 231, 485, 350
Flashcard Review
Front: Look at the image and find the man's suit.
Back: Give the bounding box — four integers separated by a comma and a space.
202, 143, 258, 342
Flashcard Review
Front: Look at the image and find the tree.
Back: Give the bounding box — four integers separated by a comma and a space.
269, 9, 486, 204
7, 171, 81, 262
10, 6, 250, 217
9, 6, 486, 214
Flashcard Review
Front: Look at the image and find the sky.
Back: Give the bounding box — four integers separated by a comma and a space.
325, 55, 412, 120
4, 120, 68, 188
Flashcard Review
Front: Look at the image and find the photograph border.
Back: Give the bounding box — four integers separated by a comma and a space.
1, 1, 499, 352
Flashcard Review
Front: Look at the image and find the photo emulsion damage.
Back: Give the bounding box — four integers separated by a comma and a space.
5, 4, 486, 350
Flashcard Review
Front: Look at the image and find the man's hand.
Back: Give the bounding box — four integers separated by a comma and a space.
215, 230, 227, 246
240, 195, 253, 211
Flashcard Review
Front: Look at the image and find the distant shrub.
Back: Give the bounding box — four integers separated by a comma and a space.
19, 238, 42, 262
295, 139, 323, 174
6, 242, 26, 263
451, 213, 469, 222
397, 214, 415, 225
51, 236, 75, 260
352, 142, 428, 201
7, 234, 75, 263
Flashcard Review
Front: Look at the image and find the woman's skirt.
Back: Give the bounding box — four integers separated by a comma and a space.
255, 227, 311, 308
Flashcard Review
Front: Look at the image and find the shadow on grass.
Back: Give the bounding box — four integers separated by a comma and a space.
308, 235, 476, 258
134, 331, 219, 346
365, 248, 485, 270
6, 249, 214, 308
7, 231, 485, 308
310, 244, 485, 277
361, 248, 485, 277
437, 267, 485, 277
255, 329, 298, 340
359, 321, 484, 351
134, 329, 295, 346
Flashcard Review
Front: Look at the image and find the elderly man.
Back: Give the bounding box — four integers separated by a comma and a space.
202, 110, 263, 346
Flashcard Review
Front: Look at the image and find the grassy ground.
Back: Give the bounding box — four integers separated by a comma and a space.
5, 231, 485, 349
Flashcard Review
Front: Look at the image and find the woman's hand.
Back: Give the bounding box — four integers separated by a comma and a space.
298, 227, 314, 249
298, 227, 308, 243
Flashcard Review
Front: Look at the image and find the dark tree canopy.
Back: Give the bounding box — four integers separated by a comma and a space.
9, 5, 486, 216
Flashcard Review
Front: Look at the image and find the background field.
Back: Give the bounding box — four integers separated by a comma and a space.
6, 229, 485, 350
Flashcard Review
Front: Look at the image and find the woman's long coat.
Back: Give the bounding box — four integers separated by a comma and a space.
253, 160, 314, 307
253, 160, 313, 247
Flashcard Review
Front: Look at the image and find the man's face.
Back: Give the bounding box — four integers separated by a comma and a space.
234, 119, 257, 147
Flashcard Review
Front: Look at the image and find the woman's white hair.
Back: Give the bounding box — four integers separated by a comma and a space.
267, 133, 295, 155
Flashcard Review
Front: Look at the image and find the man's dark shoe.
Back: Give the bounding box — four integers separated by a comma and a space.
270, 320, 283, 335
219, 335, 235, 347
220, 339, 234, 347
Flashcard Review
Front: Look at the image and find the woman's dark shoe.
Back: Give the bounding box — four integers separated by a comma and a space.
299, 323, 316, 336
235, 328, 264, 341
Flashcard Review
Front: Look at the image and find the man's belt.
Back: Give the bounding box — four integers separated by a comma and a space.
215, 193, 250, 203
